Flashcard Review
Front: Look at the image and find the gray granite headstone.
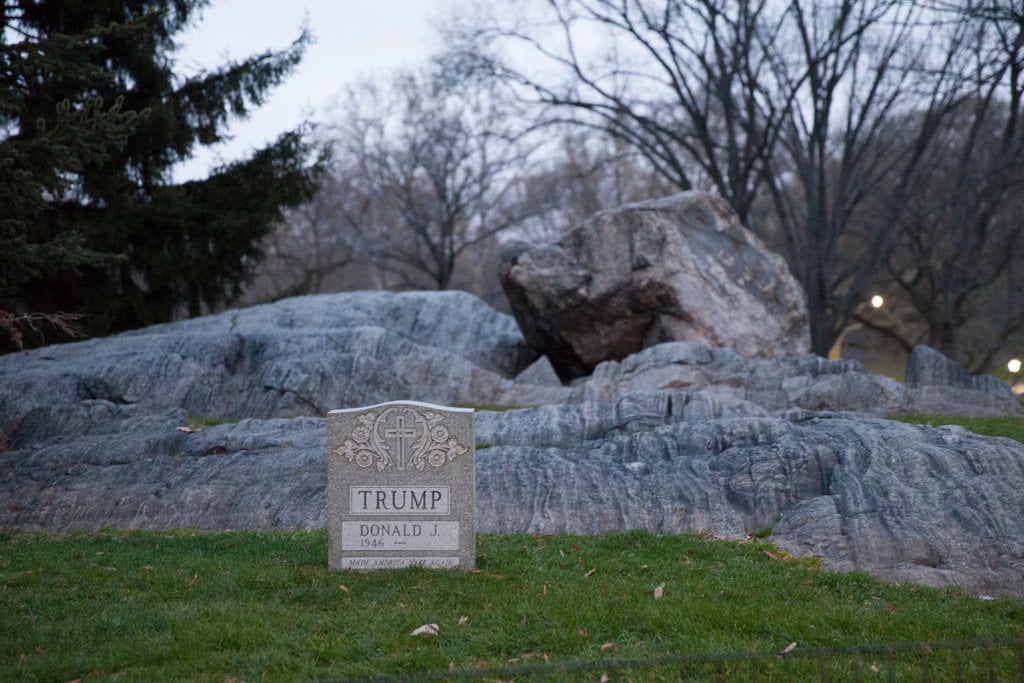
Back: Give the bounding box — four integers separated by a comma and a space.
326, 401, 475, 570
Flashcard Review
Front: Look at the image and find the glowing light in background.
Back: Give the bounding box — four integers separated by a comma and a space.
1008, 358, 1022, 374
870, 295, 884, 309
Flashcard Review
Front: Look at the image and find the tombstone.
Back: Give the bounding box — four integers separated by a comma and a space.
326, 401, 475, 570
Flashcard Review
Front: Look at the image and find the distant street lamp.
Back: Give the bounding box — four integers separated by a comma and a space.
870, 295, 884, 309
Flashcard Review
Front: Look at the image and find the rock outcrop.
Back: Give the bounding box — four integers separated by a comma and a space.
576, 341, 1020, 417
500, 192, 810, 381
474, 397, 1024, 598
0, 290, 574, 448
2, 290, 1023, 598
905, 344, 1022, 417
578, 342, 906, 414
2, 392, 1022, 598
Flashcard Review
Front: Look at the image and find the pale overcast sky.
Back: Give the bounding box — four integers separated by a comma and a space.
174, 0, 454, 180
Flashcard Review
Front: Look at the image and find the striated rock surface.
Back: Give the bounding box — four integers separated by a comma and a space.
904, 345, 1022, 416
1, 405, 328, 530
474, 396, 1024, 598
578, 342, 906, 414
2, 393, 1023, 598
2, 290, 1023, 598
0, 290, 574, 448
500, 191, 810, 381
575, 342, 1019, 417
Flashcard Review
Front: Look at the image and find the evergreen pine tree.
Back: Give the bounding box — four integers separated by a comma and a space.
1, 0, 324, 348
1, 5, 143, 347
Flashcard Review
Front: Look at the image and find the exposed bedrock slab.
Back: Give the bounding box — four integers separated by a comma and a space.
2, 394, 1022, 598
2, 289, 1021, 598
476, 399, 1024, 597
0, 290, 573, 448
578, 342, 907, 414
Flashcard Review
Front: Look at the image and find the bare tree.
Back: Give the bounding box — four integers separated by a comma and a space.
452, 0, 980, 355
514, 127, 676, 242
256, 196, 355, 299
758, 1, 970, 355
856, 1, 1024, 371
455, 0, 782, 223
325, 58, 539, 291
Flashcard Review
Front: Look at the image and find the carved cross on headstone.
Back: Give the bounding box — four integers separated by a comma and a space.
383, 411, 418, 471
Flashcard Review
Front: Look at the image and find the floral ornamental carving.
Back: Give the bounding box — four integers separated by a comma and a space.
332, 406, 467, 471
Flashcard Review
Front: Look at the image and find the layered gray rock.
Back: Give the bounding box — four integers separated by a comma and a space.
578, 342, 906, 414
0, 290, 575, 448
0, 403, 327, 530
575, 342, 1019, 417
3, 393, 1022, 598
4, 289, 1010, 456
2, 290, 1023, 598
474, 396, 1024, 597
905, 345, 1022, 416
500, 191, 810, 380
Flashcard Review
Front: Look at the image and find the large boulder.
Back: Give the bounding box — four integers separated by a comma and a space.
500, 191, 810, 381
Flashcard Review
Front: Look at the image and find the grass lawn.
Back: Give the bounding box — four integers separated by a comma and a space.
2, 529, 1023, 681
891, 414, 1024, 442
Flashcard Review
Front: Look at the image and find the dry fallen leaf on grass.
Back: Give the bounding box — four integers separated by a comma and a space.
763, 549, 792, 561
458, 615, 469, 625
600, 642, 618, 652
410, 623, 439, 637
338, 585, 349, 593
654, 582, 665, 599
583, 567, 597, 578
780, 641, 797, 655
